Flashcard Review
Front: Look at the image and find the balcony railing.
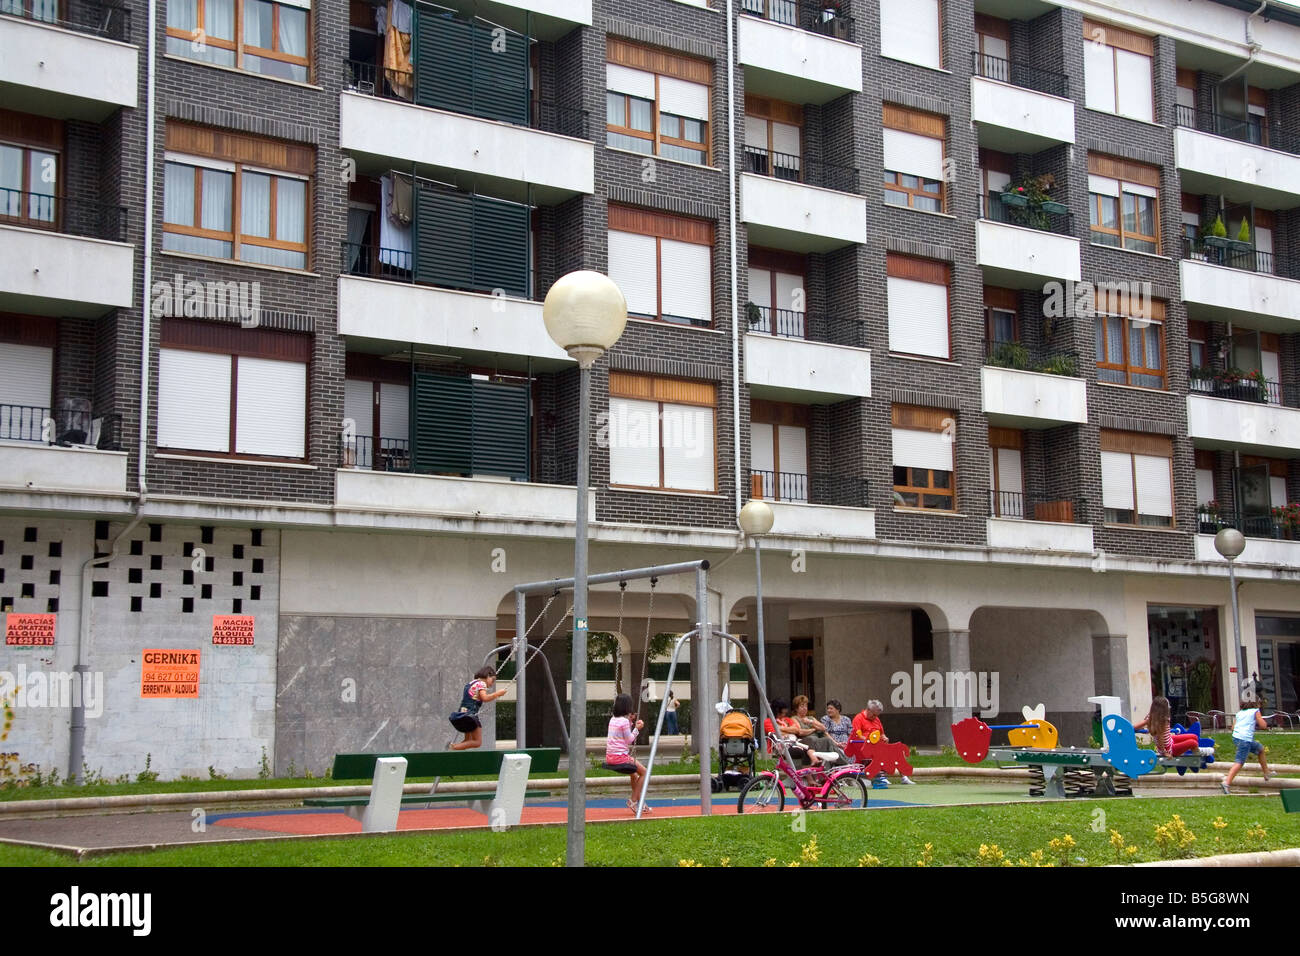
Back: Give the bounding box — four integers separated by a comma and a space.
1188, 373, 1299, 408
1174, 104, 1300, 157
342, 241, 413, 281
983, 338, 1080, 377
746, 305, 867, 349
750, 468, 808, 502
341, 435, 411, 472
979, 193, 1073, 236
0, 404, 47, 443
1197, 507, 1299, 541
0, 189, 128, 241
1, 0, 130, 41
0, 405, 122, 448
811, 474, 870, 508
990, 491, 1089, 523
740, 0, 855, 41
742, 146, 859, 193
1181, 236, 1276, 276
970, 51, 1069, 98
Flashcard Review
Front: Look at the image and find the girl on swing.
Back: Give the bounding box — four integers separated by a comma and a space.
449, 665, 508, 750
605, 693, 652, 814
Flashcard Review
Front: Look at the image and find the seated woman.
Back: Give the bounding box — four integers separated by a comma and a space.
1134, 695, 1200, 757
791, 694, 840, 763
763, 698, 824, 768
822, 699, 853, 748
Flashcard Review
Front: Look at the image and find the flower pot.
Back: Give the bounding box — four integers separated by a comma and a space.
1203, 235, 1232, 249
1000, 192, 1029, 208
1039, 200, 1068, 215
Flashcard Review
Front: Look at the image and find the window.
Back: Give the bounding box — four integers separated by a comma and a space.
881, 0, 941, 70
988, 427, 1024, 518
892, 405, 955, 512
157, 320, 309, 459
984, 286, 1018, 346
1096, 297, 1165, 389
605, 39, 710, 166
1088, 154, 1159, 254
747, 247, 804, 337
887, 255, 950, 359
0, 315, 55, 443
883, 105, 945, 212
743, 95, 801, 181
1188, 319, 1209, 389
607, 205, 713, 327
750, 400, 808, 502
166, 0, 310, 83
1100, 430, 1172, 528
1175, 68, 1197, 126
1, 0, 58, 22
0, 129, 57, 228
974, 14, 1009, 81
163, 123, 312, 270
1082, 19, 1153, 123
608, 373, 715, 493
1194, 449, 1215, 509
343, 358, 410, 470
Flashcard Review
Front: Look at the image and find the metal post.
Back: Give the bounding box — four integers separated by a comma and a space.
1228, 557, 1244, 701
696, 566, 712, 815
753, 537, 767, 701
515, 592, 526, 748
567, 364, 591, 867
637, 631, 695, 819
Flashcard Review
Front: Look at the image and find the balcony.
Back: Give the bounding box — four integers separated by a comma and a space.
976, 195, 1081, 289
970, 53, 1074, 153
0, 192, 133, 317
1179, 250, 1300, 333
737, 4, 861, 105
742, 147, 859, 194
987, 493, 1094, 553
0, 406, 126, 496
428, 0, 591, 39
1194, 508, 1300, 567
756, 473, 876, 539
981, 343, 1087, 429
1174, 107, 1300, 209
1187, 388, 1300, 456
335, 470, 592, 527
744, 319, 870, 402
340, 64, 592, 204
741, 172, 866, 253
0, 0, 135, 120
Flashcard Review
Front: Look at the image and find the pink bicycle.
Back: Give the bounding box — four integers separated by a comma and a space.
737, 734, 869, 813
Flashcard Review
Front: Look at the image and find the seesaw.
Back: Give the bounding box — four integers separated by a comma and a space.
951, 699, 1215, 799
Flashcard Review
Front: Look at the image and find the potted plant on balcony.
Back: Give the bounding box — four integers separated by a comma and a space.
1246, 368, 1270, 403
746, 301, 766, 329
1203, 214, 1231, 250
1188, 365, 1215, 391
1036, 353, 1077, 377
1274, 502, 1300, 540
1199, 499, 1222, 534
989, 340, 1030, 370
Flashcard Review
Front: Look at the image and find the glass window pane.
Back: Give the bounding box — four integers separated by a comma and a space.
0, 145, 21, 194
1107, 316, 1123, 364
275, 177, 305, 244
683, 118, 704, 143
900, 174, 919, 189
607, 131, 653, 154
31, 0, 56, 21
629, 98, 653, 132
660, 143, 705, 164
1146, 327, 1161, 369
1124, 236, 1157, 254
892, 466, 908, 486
279, 4, 307, 57
245, 52, 306, 82
243, 0, 272, 47
883, 189, 907, 207
199, 168, 232, 232
240, 243, 305, 269
163, 163, 195, 226
932, 470, 951, 490
660, 114, 680, 138
1095, 320, 1105, 361
28, 150, 55, 196
1129, 325, 1142, 371
913, 195, 941, 212
205, 0, 234, 40
923, 494, 951, 509
163, 232, 232, 258
168, 0, 199, 32
241, 172, 271, 238
606, 92, 625, 127
1100, 196, 1118, 229
993, 310, 1015, 343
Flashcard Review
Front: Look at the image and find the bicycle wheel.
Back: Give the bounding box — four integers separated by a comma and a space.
821, 772, 868, 809
737, 772, 785, 814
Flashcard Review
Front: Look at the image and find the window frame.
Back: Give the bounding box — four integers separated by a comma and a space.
0, 139, 59, 230
750, 398, 810, 502
886, 254, 952, 360
1095, 308, 1166, 390
1088, 168, 1160, 255
882, 105, 947, 214
891, 404, 957, 513
166, 0, 311, 83
607, 205, 714, 329
1082, 19, 1154, 122
743, 95, 803, 182
988, 427, 1024, 518
1100, 431, 1174, 529
605, 41, 712, 167
608, 373, 717, 494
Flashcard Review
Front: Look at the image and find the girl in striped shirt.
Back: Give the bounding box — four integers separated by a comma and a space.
605, 693, 651, 814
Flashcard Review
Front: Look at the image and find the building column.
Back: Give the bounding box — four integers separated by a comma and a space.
1092, 633, 1131, 717
933, 628, 972, 745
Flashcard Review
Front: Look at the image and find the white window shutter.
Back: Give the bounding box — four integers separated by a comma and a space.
772, 122, 800, 158
1084, 41, 1116, 112
778, 425, 808, 477
234, 356, 306, 457
608, 231, 659, 318
883, 129, 944, 181
662, 403, 714, 491
0, 343, 53, 410
379, 382, 409, 444
1196, 468, 1215, 507
750, 422, 774, 473
344, 379, 373, 439
606, 64, 655, 100
744, 115, 768, 149
881, 0, 940, 70
609, 398, 660, 486
775, 272, 803, 313
1088, 174, 1120, 197
158, 349, 231, 452
658, 77, 709, 121
1134, 454, 1172, 517
1270, 476, 1288, 508
659, 239, 711, 324
997, 448, 1024, 495
1115, 50, 1154, 122
892, 427, 953, 472
887, 275, 949, 358
1101, 451, 1135, 511
748, 267, 772, 308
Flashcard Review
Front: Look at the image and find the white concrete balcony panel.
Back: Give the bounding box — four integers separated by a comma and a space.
987, 517, 1094, 554
971, 77, 1075, 153
0, 15, 136, 120
976, 219, 1081, 288
1187, 393, 1300, 456
740, 173, 866, 253
1179, 258, 1300, 333
1195, 533, 1300, 569
338, 276, 570, 367
339, 93, 594, 204
981, 366, 1087, 429
737, 15, 861, 105
438, 0, 589, 38
770, 500, 875, 540
1174, 126, 1300, 209
744, 332, 870, 403
0, 444, 127, 495
0, 224, 134, 317
336, 470, 594, 523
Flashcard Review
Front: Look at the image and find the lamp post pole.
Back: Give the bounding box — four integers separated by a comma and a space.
1215, 528, 1246, 707
738, 498, 775, 704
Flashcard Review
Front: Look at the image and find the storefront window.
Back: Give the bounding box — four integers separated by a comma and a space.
1147, 606, 1221, 718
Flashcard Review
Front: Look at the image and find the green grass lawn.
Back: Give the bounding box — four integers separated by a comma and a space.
1, 795, 1293, 868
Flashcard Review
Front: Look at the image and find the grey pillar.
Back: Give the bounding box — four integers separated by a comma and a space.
1092, 634, 1130, 716
933, 628, 972, 745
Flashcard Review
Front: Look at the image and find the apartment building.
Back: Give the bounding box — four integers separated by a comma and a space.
3, 0, 1300, 777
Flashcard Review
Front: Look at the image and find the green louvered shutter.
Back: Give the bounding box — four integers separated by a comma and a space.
413, 183, 474, 290
470, 21, 529, 125
413, 3, 472, 114
471, 380, 530, 480
471, 194, 529, 297
411, 372, 471, 475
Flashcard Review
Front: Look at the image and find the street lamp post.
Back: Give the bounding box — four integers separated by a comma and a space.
1214, 528, 1246, 705
542, 270, 627, 868
737, 498, 774, 703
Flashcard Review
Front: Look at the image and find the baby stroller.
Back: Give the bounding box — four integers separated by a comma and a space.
715, 708, 757, 791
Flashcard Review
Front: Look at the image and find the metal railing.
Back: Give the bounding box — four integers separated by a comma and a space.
750, 469, 808, 503
810, 474, 870, 509
745, 306, 867, 349
1173, 104, 1300, 156
983, 338, 1080, 377
970, 51, 1069, 98
742, 145, 859, 193
0, 189, 128, 241
341, 241, 413, 281
0, 406, 122, 448
980, 192, 1072, 236
1189, 374, 1299, 408
1, 0, 130, 41
1197, 507, 1298, 541
990, 491, 1088, 523
740, 0, 855, 41
0, 405, 48, 443
343, 59, 588, 138
341, 436, 412, 472
1181, 236, 1275, 275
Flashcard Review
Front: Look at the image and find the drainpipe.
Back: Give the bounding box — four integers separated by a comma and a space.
725, 0, 741, 513
1219, 1, 1266, 84
69, 0, 156, 782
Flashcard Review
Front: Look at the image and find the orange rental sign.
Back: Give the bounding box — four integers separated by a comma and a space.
212, 615, 255, 646
140, 649, 200, 698
4, 613, 56, 646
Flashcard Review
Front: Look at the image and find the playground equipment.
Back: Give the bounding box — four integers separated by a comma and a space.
952, 696, 1215, 798
844, 738, 915, 782
737, 733, 870, 813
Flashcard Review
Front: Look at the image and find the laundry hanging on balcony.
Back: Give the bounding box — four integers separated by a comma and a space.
379, 0, 414, 100
379, 174, 412, 268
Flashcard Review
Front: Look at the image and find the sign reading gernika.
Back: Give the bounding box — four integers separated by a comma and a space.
140, 649, 200, 698
212, 614, 255, 646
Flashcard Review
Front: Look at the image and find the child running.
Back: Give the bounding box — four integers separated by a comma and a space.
1221, 696, 1273, 793
448, 666, 508, 750
605, 693, 651, 814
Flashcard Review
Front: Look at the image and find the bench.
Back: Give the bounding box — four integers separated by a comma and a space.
304, 748, 562, 832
